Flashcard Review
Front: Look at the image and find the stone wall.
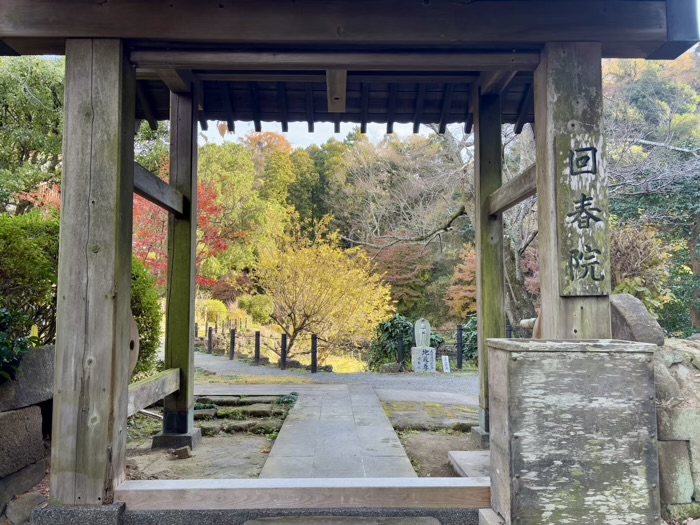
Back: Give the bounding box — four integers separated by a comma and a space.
0, 346, 53, 515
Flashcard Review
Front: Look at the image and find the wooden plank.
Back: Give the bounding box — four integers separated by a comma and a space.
115, 477, 491, 511
133, 162, 185, 217
277, 82, 288, 132
480, 71, 517, 95
51, 38, 134, 505
162, 90, 197, 437
305, 84, 314, 133
136, 81, 158, 131
127, 369, 180, 417
132, 50, 539, 72
486, 163, 536, 216
534, 42, 611, 339
326, 69, 347, 113
0, 1, 669, 57
438, 83, 454, 134
474, 88, 505, 417
360, 83, 369, 134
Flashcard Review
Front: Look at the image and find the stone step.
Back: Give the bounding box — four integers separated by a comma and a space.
244, 518, 441, 525
448, 450, 490, 478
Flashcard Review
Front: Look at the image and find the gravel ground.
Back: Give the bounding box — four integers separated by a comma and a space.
193, 350, 480, 397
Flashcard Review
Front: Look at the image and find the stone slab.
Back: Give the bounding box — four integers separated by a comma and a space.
448, 451, 490, 478
32, 503, 124, 525
0, 458, 46, 514
243, 518, 441, 524
375, 389, 478, 407
151, 428, 202, 450
0, 406, 44, 478
658, 440, 694, 504
0, 346, 54, 413
478, 509, 504, 525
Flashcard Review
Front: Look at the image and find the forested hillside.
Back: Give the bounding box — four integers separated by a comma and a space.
1, 49, 698, 365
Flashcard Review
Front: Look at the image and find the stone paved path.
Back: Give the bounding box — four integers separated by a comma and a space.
195, 384, 416, 479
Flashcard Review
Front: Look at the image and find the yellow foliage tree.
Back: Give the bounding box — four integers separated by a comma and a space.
255, 218, 394, 359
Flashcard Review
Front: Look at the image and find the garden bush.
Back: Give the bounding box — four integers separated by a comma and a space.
0, 213, 163, 377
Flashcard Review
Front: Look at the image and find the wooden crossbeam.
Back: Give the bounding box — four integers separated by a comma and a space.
413, 84, 426, 134
277, 82, 288, 132
249, 83, 261, 132
115, 477, 491, 511
360, 83, 369, 134
387, 83, 398, 134
438, 84, 454, 134
480, 71, 517, 95
135, 81, 158, 131
486, 163, 536, 216
158, 69, 193, 94
134, 162, 185, 217
305, 84, 314, 133
326, 69, 347, 113
127, 368, 180, 417
514, 83, 534, 134
131, 51, 540, 72
188, 73, 479, 84
220, 83, 234, 133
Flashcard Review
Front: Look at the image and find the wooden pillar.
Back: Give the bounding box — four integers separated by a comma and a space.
474, 87, 506, 438
534, 42, 611, 339
51, 39, 135, 505
155, 89, 201, 448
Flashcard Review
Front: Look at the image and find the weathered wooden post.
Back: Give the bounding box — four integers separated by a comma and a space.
229, 329, 236, 360
311, 334, 318, 373
456, 324, 464, 370
280, 334, 287, 370
397, 337, 405, 367
473, 82, 506, 445
207, 327, 213, 354
254, 331, 261, 364
51, 39, 135, 505
534, 42, 611, 339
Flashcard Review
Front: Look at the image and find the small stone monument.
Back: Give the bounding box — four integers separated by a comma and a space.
411, 318, 436, 373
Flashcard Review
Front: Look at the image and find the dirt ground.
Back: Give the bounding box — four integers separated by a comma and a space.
398, 429, 481, 477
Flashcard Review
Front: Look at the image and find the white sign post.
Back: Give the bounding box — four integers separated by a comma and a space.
442, 355, 451, 374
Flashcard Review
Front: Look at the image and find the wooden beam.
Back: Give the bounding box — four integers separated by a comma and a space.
115, 477, 491, 511
158, 69, 193, 94
52, 38, 135, 505
413, 84, 426, 134
534, 42, 611, 339
134, 162, 185, 217
191, 72, 479, 84
464, 89, 473, 134
135, 81, 158, 131
360, 83, 369, 134
277, 82, 288, 132
305, 84, 314, 133
480, 71, 517, 95
220, 83, 234, 133
474, 88, 505, 424
160, 90, 197, 443
386, 83, 398, 134
326, 69, 347, 113
132, 50, 539, 72
0, 1, 669, 58
127, 369, 180, 417
438, 83, 454, 135
649, 0, 700, 59
486, 163, 536, 216
514, 83, 533, 134
249, 83, 261, 133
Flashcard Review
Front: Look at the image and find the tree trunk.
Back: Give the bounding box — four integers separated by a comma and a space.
690, 219, 700, 330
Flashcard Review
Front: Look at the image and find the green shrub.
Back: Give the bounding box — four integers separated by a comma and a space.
131, 257, 163, 376
238, 294, 274, 324
0, 212, 59, 344
0, 308, 37, 382
461, 314, 478, 363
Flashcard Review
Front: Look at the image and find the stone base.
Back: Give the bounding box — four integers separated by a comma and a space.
471, 426, 490, 448
411, 347, 436, 373
151, 427, 202, 450
32, 503, 124, 525
0, 458, 46, 514
478, 509, 504, 525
